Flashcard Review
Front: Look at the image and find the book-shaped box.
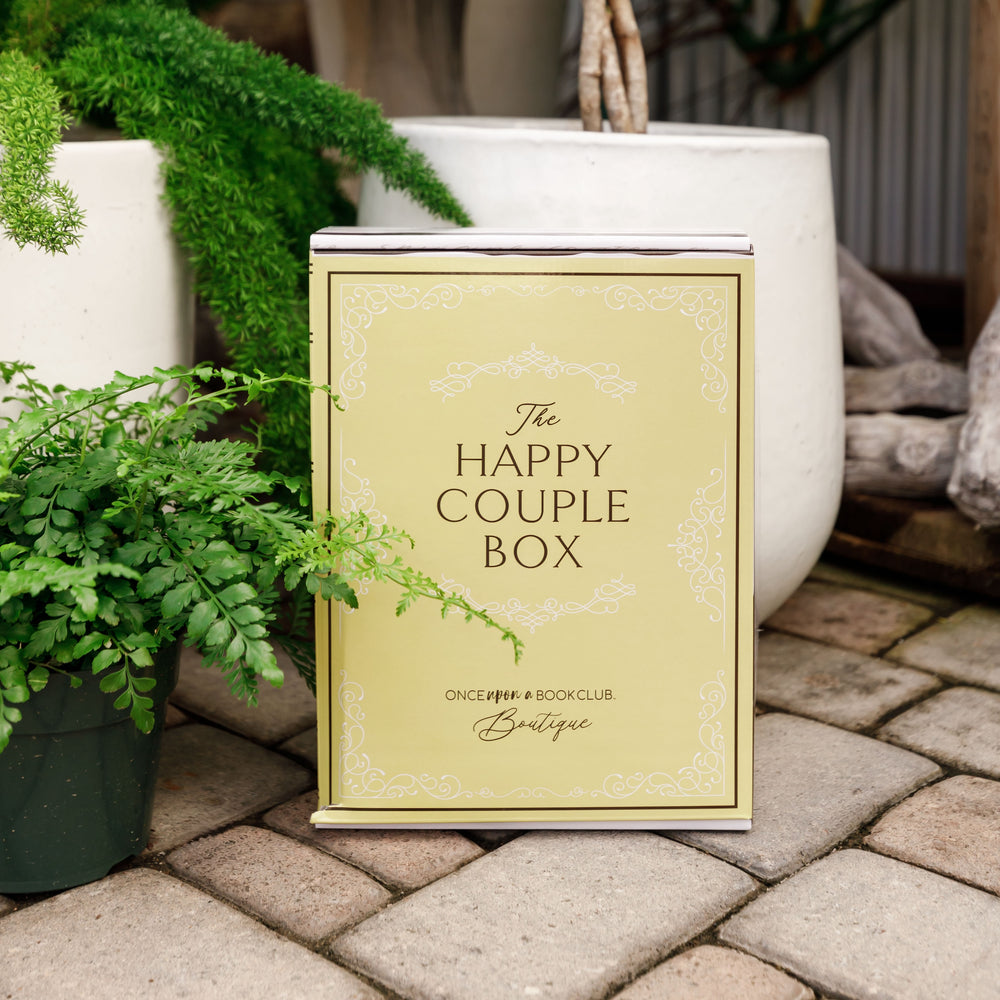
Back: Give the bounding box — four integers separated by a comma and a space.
309, 230, 754, 830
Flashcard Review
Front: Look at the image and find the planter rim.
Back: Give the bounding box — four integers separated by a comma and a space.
388, 115, 828, 150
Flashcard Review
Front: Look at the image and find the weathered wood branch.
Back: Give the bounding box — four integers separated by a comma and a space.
845, 413, 964, 498
579, 0, 647, 133
844, 360, 969, 413
600, 16, 633, 133
579, 0, 605, 132
608, 0, 648, 132
948, 294, 1000, 527
838, 244, 940, 366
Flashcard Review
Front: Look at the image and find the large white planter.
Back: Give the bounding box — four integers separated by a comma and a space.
1, 134, 193, 391
358, 117, 844, 620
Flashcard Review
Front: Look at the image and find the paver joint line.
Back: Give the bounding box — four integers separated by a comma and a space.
2, 566, 998, 1000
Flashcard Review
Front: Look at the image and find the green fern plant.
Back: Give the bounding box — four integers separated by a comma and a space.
0, 0, 471, 477
0, 363, 522, 755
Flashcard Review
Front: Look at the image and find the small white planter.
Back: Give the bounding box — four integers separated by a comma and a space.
1, 132, 193, 392
358, 117, 844, 619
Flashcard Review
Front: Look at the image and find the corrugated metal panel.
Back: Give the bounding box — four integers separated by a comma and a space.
561, 1, 969, 277
657, 0, 969, 277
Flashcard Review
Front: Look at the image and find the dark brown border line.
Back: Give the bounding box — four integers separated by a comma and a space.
324, 270, 336, 803
316, 263, 749, 813
735, 270, 742, 810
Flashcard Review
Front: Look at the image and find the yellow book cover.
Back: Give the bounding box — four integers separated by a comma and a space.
309, 231, 754, 829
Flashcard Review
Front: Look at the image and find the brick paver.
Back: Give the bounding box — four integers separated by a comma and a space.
756, 632, 940, 731
763, 580, 935, 654
674, 713, 941, 881
879, 686, 1000, 778
866, 775, 1000, 895
0, 869, 380, 1000
808, 561, 965, 616
330, 831, 757, 1000
171, 644, 317, 745
265, 793, 484, 891
611, 944, 814, 999
147, 724, 313, 853
3, 561, 997, 1000
279, 726, 318, 768
888, 605, 1000, 690
164, 703, 188, 728
168, 826, 391, 943
720, 849, 1000, 1000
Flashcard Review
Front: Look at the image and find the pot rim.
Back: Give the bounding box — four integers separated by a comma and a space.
387, 115, 828, 150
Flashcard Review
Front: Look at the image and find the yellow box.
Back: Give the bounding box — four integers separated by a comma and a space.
309, 230, 755, 829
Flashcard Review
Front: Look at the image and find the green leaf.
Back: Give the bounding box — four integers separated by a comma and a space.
19, 496, 47, 516
131, 676, 157, 693
101, 423, 125, 448
320, 576, 358, 607
217, 582, 256, 606
230, 604, 265, 626
138, 565, 179, 598
187, 601, 215, 639
4, 683, 29, 704
99, 668, 127, 693
251, 641, 283, 686
161, 581, 197, 619
200, 557, 245, 585
130, 699, 155, 734
57, 489, 87, 511
26, 666, 50, 692
205, 618, 232, 647
225, 634, 246, 661
72, 634, 107, 659
92, 648, 122, 673
24, 614, 68, 658
0, 664, 24, 688
128, 647, 154, 668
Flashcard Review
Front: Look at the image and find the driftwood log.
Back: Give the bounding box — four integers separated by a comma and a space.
948, 296, 1000, 527
845, 413, 965, 498
839, 244, 940, 366
844, 360, 969, 413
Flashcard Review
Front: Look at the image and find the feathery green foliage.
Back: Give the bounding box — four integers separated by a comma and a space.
0, 363, 522, 754
0, 49, 84, 253
0, 0, 471, 476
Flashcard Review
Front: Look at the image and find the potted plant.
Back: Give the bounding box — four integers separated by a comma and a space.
0, 0, 470, 477
0, 362, 520, 892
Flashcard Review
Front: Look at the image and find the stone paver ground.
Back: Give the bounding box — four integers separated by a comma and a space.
2, 559, 1000, 999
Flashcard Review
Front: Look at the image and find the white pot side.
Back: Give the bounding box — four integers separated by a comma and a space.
357, 117, 845, 621
1, 136, 193, 393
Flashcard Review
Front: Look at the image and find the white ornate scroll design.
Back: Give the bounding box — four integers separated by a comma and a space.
335, 669, 726, 801
339, 456, 387, 524
596, 671, 726, 798
599, 284, 729, 411
338, 673, 475, 801
430, 343, 637, 403
338, 454, 387, 596
338, 283, 467, 407
668, 462, 727, 634
439, 575, 637, 633
340, 279, 726, 407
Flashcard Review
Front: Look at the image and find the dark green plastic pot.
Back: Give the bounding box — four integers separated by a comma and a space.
0, 644, 179, 893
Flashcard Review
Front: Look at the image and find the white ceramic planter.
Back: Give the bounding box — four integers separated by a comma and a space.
358, 117, 844, 620
1, 133, 193, 392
